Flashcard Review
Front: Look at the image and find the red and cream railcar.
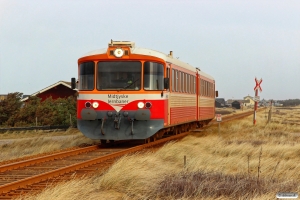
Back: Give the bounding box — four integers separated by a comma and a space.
71, 41, 216, 142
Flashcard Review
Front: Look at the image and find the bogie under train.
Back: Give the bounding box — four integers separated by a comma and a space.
71, 41, 217, 142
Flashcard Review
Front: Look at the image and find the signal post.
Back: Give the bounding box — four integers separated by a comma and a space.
253, 78, 262, 125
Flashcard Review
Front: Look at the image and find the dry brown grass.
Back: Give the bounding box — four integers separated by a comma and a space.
0, 128, 80, 140
0, 128, 97, 163
18, 107, 300, 200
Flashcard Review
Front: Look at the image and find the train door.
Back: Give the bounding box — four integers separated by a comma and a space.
196, 72, 199, 121
166, 64, 171, 125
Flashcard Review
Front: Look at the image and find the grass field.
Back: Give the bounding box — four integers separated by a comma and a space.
14, 106, 300, 199
0, 128, 96, 164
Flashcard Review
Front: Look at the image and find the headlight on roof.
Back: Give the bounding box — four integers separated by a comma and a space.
114, 48, 124, 57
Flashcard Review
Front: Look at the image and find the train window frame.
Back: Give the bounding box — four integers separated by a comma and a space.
186, 74, 188, 93
78, 61, 95, 91
188, 74, 190, 93
182, 72, 184, 93
96, 61, 142, 91
143, 61, 164, 91
203, 80, 205, 96
192, 75, 194, 94
175, 70, 178, 92
205, 81, 207, 96
172, 69, 175, 92
200, 79, 203, 96
178, 71, 180, 92
182, 73, 185, 93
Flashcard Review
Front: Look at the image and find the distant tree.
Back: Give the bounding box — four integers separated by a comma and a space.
35, 96, 77, 126
16, 96, 41, 126
0, 92, 23, 126
36, 97, 56, 125
52, 97, 77, 126
0, 93, 77, 127
278, 99, 300, 107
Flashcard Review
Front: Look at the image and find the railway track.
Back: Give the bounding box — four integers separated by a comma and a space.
0, 132, 189, 199
0, 109, 259, 199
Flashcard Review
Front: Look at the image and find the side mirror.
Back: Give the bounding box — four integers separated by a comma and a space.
215, 91, 219, 97
164, 78, 169, 89
71, 78, 76, 89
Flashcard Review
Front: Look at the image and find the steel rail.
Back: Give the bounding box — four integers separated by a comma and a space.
0, 132, 188, 195
0, 145, 99, 173
0, 109, 263, 197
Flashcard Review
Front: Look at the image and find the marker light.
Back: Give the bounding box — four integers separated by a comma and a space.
92, 102, 99, 108
85, 102, 91, 108
137, 102, 144, 108
145, 102, 152, 109
114, 48, 124, 57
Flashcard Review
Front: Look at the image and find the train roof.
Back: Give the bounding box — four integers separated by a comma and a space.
80, 46, 214, 81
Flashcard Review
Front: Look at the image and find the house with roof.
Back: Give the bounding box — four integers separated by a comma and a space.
215, 98, 226, 108
226, 99, 251, 109
0, 94, 8, 101
21, 80, 77, 102
243, 95, 255, 107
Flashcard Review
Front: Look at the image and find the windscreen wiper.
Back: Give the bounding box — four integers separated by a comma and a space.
119, 79, 139, 91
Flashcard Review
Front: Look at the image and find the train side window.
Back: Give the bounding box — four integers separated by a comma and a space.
198, 77, 200, 95
211, 82, 213, 97
199, 79, 201, 95
178, 71, 180, 92
209, 82, 211, 97
181, 72, 185, 92
191, 76, 195, 94
203, 80, 205, 96
175, 70, 178, 92
144, 62, 164, 90
187, 74, 190, 93
200, 79, 203, 96
188, 74, 190, 93
79, 61, 95, 90
207, 82, 209, 97
193, 76, 194, 94
202, 80, 203, 96
172, 69, 175, 92
181, 73, 184, 93
205, 81, 207, 96
179, 71, 181, 92
186, 74, 188, 93
206, 81, 208, 97
204, 80, 206, 96
192, 76, 194, 94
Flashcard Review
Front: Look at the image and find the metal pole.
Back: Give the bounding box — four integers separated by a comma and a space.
35, 117, 37, 132
218, 122, 220, 135
70, 114, 72, 127
253, 89, 258, 125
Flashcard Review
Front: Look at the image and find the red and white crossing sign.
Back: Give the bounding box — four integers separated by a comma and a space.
253, 77, 262, 125
254, 78, 262, 92
216, 114, 222, 122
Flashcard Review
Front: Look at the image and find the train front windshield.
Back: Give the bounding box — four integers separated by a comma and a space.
78, 61, 164, 91
97, 61, 142, 90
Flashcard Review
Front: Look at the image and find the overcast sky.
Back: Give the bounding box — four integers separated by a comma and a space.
0, 0, 299, 100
